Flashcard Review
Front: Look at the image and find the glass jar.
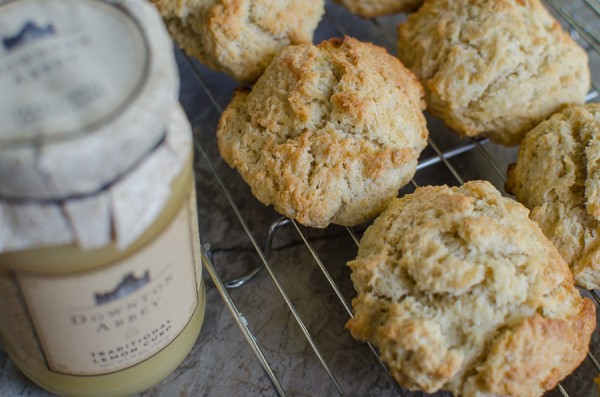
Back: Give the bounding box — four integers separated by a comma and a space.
0, 114, 206, 395
0, 0, 205, 395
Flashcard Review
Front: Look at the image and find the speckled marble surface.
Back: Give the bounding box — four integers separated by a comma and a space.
2, 1, 600, 396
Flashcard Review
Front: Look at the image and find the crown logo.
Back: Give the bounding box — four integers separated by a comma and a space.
3, 21, 55, 51
94, 271, 151, 305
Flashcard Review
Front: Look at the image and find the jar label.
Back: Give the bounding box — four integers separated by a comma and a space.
15, 191, 202, 375
0, 0, 147, 144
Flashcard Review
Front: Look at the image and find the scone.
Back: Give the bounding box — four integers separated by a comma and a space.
333, 0, 422, 18
217, 37, 428, 228
151, 0, 325, 83
346, 180, 596, 396
397, 0, 590, 146
506, 104, 600, 290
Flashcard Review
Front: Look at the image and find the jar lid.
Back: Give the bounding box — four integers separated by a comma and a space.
0, 0, 178, 200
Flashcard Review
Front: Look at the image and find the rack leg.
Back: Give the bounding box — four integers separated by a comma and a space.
224, 217, 291, 289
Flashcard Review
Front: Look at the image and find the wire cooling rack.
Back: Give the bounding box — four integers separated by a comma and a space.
181, 1, 600, 396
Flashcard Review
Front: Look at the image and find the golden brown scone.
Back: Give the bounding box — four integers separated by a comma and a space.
217, 37, 428, 228
333, 0, 422, 18
347, 180, 596, 396
397, 0, 590, 146
506, 104, 600, 290
151, 0, 325, 83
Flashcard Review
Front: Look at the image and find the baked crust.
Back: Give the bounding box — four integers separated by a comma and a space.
397, 0, 590, 146
152, 0, 325, 83
217, 37, 428, 228
347, 180, 596, 396
506, 103, 600, 290
333, 0, 422, 18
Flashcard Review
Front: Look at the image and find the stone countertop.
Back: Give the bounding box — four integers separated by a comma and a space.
2, 1, 600, 396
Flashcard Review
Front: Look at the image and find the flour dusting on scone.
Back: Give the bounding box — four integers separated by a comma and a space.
347, 180, 595, 396
152, 0, 325, 83
217, 37, 428, 228
507, 103, 600, 290
397, 0, 590, 146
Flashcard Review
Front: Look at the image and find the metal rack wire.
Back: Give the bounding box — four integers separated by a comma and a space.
186, 1, 600, 396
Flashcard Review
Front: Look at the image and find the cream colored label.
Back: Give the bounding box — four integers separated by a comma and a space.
0, 0, 147, 143
16, 194, 201, 375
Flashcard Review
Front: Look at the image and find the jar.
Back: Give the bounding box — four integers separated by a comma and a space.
0, 0, 205, 396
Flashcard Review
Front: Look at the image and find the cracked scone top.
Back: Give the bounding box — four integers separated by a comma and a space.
397, 0, 590, 146
151, 0, 325, 83
333, 0, 423, 18
346, 181, 595, 396
506, 104, 600, 290
217, 37, 428, 228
